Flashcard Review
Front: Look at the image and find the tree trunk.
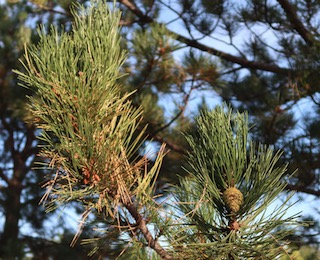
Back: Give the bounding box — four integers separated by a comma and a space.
0, 147, 28, 258
1, 181, 23, 257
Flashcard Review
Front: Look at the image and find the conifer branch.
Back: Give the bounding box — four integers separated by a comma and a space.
119, 0, 153, 23
124, 201, 173, 259
119, 0, 291, 74
172, 34, 290, 74
15, 2, 172, 258
277, 0, 315, 46
172, 105, 302, 259
152, 134, 187, 155
286, 184, 320, 197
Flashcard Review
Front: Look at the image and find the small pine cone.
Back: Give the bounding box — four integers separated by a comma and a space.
223, 187, 244, 214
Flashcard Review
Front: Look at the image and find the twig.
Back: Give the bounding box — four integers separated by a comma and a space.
286, 184, 320, 197
123, 201, 173, 259
152, 134, 187, 155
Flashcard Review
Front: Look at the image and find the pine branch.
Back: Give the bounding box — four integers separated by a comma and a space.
15, 3, 173, 258
172, 105, 302, 259
286, 184, 320, 197
277, 0, 315, 46
152, 134, 187, 155
119, 0, 290, 74
173, 34, 290, 74
119, 0, 153, 23
124, 201, 173, 259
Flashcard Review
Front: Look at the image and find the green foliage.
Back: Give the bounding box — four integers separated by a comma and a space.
201, 0, 224, 16
2, 0, 318, 258
182, 50, 219, 86
129, 23, 183, 93
15, 0, 166, 250
167, 105, 301, 259
0, 2, 57, 258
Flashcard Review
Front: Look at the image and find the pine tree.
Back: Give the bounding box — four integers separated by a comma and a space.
15, 1, 304, 258
2, 0, 320, 258
0, 2, 47, 256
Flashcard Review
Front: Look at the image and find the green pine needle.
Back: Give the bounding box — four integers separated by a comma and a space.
170, 104, 302, 259
14, 0, 166, 248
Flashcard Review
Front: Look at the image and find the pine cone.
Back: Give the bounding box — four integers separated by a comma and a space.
223, 187, 244, 214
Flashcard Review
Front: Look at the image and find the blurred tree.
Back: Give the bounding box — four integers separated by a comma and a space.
0, 0, 96, 258
1, 0, 320, 258
0, 2, 44, 257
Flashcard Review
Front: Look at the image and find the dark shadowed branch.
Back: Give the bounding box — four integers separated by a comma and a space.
119, 0, 291, 75
277, 0, 315, 46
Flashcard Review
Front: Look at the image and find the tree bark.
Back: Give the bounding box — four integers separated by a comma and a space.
0, 122, 35, 257
1, 178, 23, 257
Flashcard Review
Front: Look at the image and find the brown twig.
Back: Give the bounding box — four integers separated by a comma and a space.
152, 134, 187, 155
173, 34, 290, 74
124, 201, 173, 259
286, 184, 320, 197
119, 0, 153, 23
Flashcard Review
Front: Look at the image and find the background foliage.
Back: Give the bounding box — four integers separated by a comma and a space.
0, 0, 319, 258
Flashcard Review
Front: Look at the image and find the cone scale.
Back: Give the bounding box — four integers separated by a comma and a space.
223, 186, 244, 214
